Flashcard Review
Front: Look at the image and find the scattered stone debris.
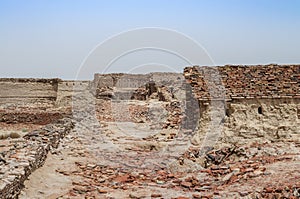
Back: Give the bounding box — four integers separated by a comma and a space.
0, 118, 74, 199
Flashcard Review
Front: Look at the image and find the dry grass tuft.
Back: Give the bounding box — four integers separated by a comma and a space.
0, 132, 21, 139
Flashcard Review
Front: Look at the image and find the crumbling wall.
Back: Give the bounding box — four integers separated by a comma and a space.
93, 73, 150, 99
191, 98, 300, 147
184, 64, 300, 100
184, 65, 300, 146
222, 98, 300, 144
0, 111, 63, 125
0, 79, 90, 124
0, 78, 65, 125
93, 73, 184, 100
93, 73, 192, 130
56, 80, 90, 108
0, 78, 60, 107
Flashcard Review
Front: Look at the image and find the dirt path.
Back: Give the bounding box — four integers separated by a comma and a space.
19, 111, 199, 199
19, 126, 88, 199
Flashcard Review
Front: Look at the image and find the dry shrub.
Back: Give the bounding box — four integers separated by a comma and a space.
0, 134, 9, 140
0, 132, 21, 139
9, 132, 21, 139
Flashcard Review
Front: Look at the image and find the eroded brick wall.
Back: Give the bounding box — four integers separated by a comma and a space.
0, 79, 91, 124
184, 64, 300, 146
184, 64, 300, 100
0, 78, 60, 106
56, 80, 90, 108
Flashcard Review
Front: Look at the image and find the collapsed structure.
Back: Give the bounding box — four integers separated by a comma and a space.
0, 64, 299, 198
184, 64, 300, 146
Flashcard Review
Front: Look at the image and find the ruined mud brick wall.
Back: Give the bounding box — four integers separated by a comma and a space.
93, 73, 151, 99
0, 78, 59, 106
56, 80, 90, 108
184, 64, 300, 146
93, 73, 184, 99
0, 111, 63, 125
0, 118, 74, 199
0, 78, 65, 124
93, 73, 192, 130
184, 64, 300, 100
0, 79, 90, 124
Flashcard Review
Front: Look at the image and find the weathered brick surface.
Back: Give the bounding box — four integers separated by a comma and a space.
0, 111, 63, 125
0, 78, 60, 106
184, 64, 300, 100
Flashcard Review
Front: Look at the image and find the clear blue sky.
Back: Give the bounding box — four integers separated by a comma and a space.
1, 0, 300, 79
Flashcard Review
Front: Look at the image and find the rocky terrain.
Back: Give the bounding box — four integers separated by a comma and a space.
0, 64, 299, 198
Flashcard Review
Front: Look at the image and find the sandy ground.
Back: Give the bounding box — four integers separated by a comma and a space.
18, 91, 300, 198
18, 118, 300, 199
19, 128, 87, 199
